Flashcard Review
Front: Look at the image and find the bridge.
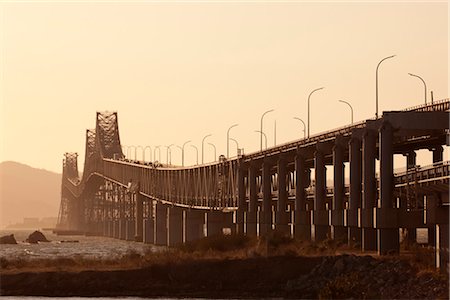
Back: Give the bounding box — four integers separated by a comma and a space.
57, 99, 450, 269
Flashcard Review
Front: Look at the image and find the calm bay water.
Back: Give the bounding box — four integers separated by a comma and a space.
0, 229, 159, 260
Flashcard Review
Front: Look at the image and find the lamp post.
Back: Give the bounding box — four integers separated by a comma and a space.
255, 130, 267, 149
208, 142, 216, 162
121, 145, 127, 158
154, 145, 161, 162
201, 134, 212, 164
227, 124, 238, 158
165, 144, 174, 165
376, 55, 396, 118
293, 117, 306, 139
182, 140, 191, 167
229, 138, 239, 156
191, 145, 199, 165
143, 146, 152, 162
408, 73, 427, 105
338, 100, 354, 124
307, 87, 324, 138
260, 109, 274, 151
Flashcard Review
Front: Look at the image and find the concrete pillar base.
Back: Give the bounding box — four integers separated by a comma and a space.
119, 220, 126, 240
126, 220, 135, 241
155, 204, 168, 246
275, 211, 290, 235
377, 228, 400, 255
437, 224, 449, 272
246, 211, 257, 237
185, 210, 204, 242
362, 228, 377, 251
113, 220, 120, 239
143, 218, 154, 244
168, 207, 183, 246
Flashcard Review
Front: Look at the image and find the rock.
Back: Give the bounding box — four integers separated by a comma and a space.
26, 230, 50, 243
0, 234, 17, 244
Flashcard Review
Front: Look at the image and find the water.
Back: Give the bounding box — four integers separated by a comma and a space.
0, 229, 159, 261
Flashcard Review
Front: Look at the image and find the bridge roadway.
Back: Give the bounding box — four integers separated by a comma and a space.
57, 99, 450, 270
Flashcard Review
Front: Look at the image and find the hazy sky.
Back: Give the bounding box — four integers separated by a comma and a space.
0, 1, 448, 173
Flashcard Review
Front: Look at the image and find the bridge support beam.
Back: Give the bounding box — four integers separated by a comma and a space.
362, 130, 377, 251
332, 141, 347, 241
236, 164, 246, 235
294, 153, 311, 241
135, 193, 144, 242
260, 160, 272, 236
348, 136, 362, 246
247, 166, 258, 237
185, 210, 205, 242
377, 122, 399, 255
276, 158, 290, 235
314, 148, 329, 242
155, 203, 168, 246
168, 206, 183, 246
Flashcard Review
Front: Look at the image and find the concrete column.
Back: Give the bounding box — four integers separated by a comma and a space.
208, 211, 233, 236
135, 193, 144, 242
168, 206, 183, 246
260, 160, 272, 236
294, 153, 311, 240
119, 219, 126, 240
113, 220, 120, 239
143, 218, 154, 244
276, 158, 290, 235
349, 137, 362, 244
404, 151, 417, 244
247, 166, 258, 236
377, 122, 399, 255
155, 203, 168, 246
314, 149, 329, 242
362, 130, 377, 251
332, 142, 347, 240
125, 219, 135, 241
185, 210, 204, 242
236, 164, 246, 235
437, 224, 449, 272
428, 147, 442, 244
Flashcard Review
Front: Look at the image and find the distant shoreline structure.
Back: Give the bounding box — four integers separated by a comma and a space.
3, 217, 57, 230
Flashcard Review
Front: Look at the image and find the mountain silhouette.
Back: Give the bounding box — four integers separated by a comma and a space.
0, 161, 61, 228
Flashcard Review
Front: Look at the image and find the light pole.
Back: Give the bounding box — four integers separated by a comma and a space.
201, 134, 212, 164
338, 100, 354, 124
376, 55, 396, 118
408, 73, 427, 105
307, 87, 324, 138
293, 117, 306, 139
143, 146, 152, 162
260, 109, 274, 151
255, 130, 267, 149
182, 140, 191, 167
229, 138, 239, 156
154, 145, 161, 162
165, 144, 174, 165
191, 145, 199, 165
227, 124, 238, 158
121, 145, 127, 158
208, 142, 216, 162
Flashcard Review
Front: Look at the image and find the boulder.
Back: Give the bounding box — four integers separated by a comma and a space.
0, 234, 17, 244
26, 230, 50, 243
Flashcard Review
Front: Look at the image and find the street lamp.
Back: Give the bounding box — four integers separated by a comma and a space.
376, 55, 396, 118
408, 73, 427, 105
229, 138, 239, 156
143, 146, 152, 162
260, 109, 274, 151
201, 134, 212, 164
227, 124, 238, 158
255, 130, 267, 149
182, 140, 191, 166
307, 87, 324, 138
208, 142, 216, 162
154, 145, 161, 162
338, 100, 354, 124
293, 117, 306, 139
165, 144, 174, 165
191, 145, 199, 165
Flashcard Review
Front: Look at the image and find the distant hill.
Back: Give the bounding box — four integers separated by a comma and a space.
0, 161, 61, 229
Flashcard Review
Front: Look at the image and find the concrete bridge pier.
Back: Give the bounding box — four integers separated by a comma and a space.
236, 165, 246, 235
185, 209, 205, 242
125, 219, 135, 241
143, 218, 154, 244
113, 220, 120, 239
168, 206, 183, 246
427, 146, 443, 245
134, 193, 144, 242
377, 122, 399, 255
362, 130, 377, 251
348, 136, 362, 245
247, 166, 258, 237
403, 150, 417, 244
332, 141, 347, 241
294, 153, 311, 240
275, 158, 290, 235
119, 219, 127, 240
207, 210, 233, 236
260, 161, 273, 237
314, 148, 329, 242
155, 203, 168, 246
